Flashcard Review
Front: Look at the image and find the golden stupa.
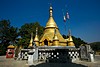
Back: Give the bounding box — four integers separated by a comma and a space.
39, 6, 67, 46
28, 6, 75, 47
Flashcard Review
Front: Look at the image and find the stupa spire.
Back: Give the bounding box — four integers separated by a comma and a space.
67, 29, 75, 46
45, 6, 58, 28
36, 27, 38, 35
53, 28, 59, 46
34, 27, 39, 46
49, 5, 53, 17
68, 29, 71, 36
28, 33, 33, 47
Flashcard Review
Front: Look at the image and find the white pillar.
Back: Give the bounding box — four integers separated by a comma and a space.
33, 48, 38, 61
28, 49, 34, 65
28, 54, 33, 65
90, 53, 94, 62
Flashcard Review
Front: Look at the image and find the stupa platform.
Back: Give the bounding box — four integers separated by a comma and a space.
38, 46, 76, 49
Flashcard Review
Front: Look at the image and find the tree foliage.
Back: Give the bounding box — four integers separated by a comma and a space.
0, 20, 18, 55
72, 36, 87, 48
90, 42, 100, 51
62, 34, 87, 48
19, 22, 44, 48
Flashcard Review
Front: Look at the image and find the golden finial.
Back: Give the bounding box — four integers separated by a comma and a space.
49, 4, 53, 17
36, 27, 38, 35
68, 29, 71, 36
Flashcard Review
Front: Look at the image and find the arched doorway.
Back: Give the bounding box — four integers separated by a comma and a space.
44, 39, 48, 46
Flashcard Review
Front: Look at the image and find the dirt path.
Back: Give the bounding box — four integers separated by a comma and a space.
0, 56, 28, 67
0, 55, 100, 67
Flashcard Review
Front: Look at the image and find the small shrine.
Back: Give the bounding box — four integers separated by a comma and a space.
6, 45, 15, 58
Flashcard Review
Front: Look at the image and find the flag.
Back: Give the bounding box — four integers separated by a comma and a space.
66, 12, 69, 19
63, 12, 69, 22
63, 16, 66, 22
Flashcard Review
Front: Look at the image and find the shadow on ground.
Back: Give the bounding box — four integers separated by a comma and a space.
29, 62, 87, 67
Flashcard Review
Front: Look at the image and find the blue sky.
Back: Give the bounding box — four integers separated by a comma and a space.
0, 0, 100, 43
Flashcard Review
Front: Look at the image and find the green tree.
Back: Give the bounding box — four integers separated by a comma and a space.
0, 20, 18, 55
62, 34, 67, 39
72, 36, 87, 48
19, 22, 44, 48
62, 34, 87, 48
90, 42, 100, 51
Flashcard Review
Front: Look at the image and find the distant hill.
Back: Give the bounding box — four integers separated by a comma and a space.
89, 42, 100, 51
